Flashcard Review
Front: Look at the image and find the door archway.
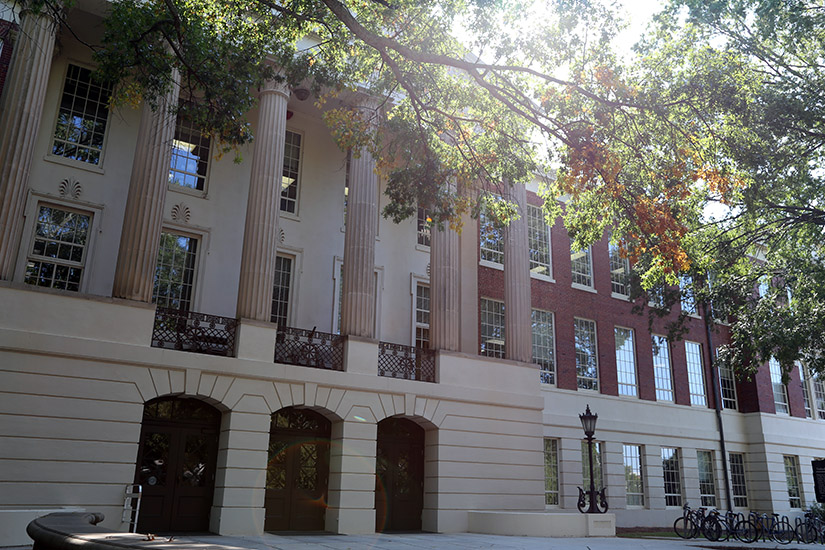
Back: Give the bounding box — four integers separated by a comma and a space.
265, 407, 331, 532
375, 417, 425, 532
134, 396, 221, 533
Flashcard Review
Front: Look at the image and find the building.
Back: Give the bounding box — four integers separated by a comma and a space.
0, 1, 824, 542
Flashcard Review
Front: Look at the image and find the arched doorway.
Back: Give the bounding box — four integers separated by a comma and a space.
375, 417, 425, 532
134, 396, 221, 533
265, 408, 331, 531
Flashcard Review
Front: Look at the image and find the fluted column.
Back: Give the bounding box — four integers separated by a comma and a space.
0, 7, 59, 279
236, 79, 289, 321
340, 103, 379, 338
112, 70, 180, 301
504, 183, 532, 362
429, 208, 460, 352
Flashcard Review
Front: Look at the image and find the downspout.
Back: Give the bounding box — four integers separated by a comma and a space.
703, 300, 734, 510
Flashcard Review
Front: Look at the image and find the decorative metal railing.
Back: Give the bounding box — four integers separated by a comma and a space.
378, 341, 436, 382
275, 326, 344, 371
151, 307, 238, 357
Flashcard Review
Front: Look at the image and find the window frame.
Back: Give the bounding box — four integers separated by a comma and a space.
729, 452, 749, 508
527, 204, 553, 281
614, 326, 638, 397
279, 128, 304, 218
652, 335, 674, 402
152, 229, 201, 312
532, 308, 556, 385
719, 359, 739, 410
609, 242, 630, 299
623, 444, 645, 507
783, 455, 803, 509
480, 297, 505, 358
574, 317, 599, 391
662, 446, 683, 507
769, 358, 790, 415
270, 253, 295, 327
544, 438, 560, 507
680, 275, 699, 317
412, 277, 430, 349
581, 440, 604, 490
479, 211, 504, 267
416, 207, 431, 249
168, 106, 212, 196
697, 450, 717, 507
685, 341, 707, 406
570, 242, 594, 291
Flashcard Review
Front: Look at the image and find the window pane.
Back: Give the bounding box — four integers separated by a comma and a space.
544, 439, 559, 505
480, 298, 505, 358
52, 65, 111, 165
271, 255, 293, 326
662, 447, 682, 507
415, 283, 430, 349
417, 207, 431, 247
784, 455, 802, 508
25, 205, 91, 292
697, 450, 716, 507
623, 444, 645, 506
719, 359, 739, 410
729, 453, 749, 508
280, 130, 301, 213
169, 110, 210, 191
615, 327, 637, 396
479, 212, 504, 264
609, 243, 630, 296
153, 232, 198, 311
652, 335, 673, 401
527, 205, 551, 276
571, 242, 593, 287
686, 342, 707, 406
770, 358, 789, 414
581, 440, 603, 489
532, 309, 555, 384
574, 318, 598, 390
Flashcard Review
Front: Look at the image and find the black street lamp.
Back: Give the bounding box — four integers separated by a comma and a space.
578, 404, 608, 514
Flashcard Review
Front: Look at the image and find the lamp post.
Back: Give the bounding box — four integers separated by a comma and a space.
578, 404, 608, 513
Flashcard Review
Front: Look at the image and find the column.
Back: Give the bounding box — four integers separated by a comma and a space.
0, 7, 59, 279
236, 79, 289, 321
340, 102, 378, 338
504, 183, 532, 362
429, 211, 460, 351
112, 70, 180, 301
457, 209, 478, 354
325, 419, 377, 534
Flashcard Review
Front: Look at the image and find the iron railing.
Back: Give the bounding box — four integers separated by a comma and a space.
151, 307, 238, 357
275, 326, 344, 371
378, 341, 436, 382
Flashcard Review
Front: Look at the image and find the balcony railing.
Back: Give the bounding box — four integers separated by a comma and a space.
151, 307, 238, 357
378, 342, 436, 383
275, 326, 344, 371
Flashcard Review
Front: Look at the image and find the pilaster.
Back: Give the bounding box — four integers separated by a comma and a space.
503, 183, 531, 362
325, 419, 377, 534
430, 217, 460, 351
0, 7, 59, 279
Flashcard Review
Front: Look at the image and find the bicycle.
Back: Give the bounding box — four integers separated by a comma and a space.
795, 511, 825, 544
674, 503, 700, 539
703, 509, 748, 542
751, 511, 794, 544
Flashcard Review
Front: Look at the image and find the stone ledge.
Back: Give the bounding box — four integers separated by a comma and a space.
467, 511, 616, 537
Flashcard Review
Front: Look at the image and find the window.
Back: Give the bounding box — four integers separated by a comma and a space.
270, 254, 293, 326
570, 242, 593, 288
153, 232, 198, 311
581, 440, 603, 489
652, 335, 674, 401
544, 439, 560, 506
729, 453, 749, 508
801, 364, 813, 419
784, 455, 803, 509
24, 205, 91, 292
574, 318, 599, 390
662, 447, 682, 506
280, 130, 301, 213
417, 207, 431, 247
813, 372, 825, 420
479, 211, 504, 265
623, 444, 645, 506
415, 283, 430, 349
527, 204, 552, 277
480, 298, 505, 358
769, 358, 789, 415
609, 243, 630, 296
532, 309, 555, 384
169, 110, 211, 190
680, 275, 697, 315
52, 64, 112, 165
719, 361, 739, 410
685, 342, 707, 406
697, 450, 717, 507
614, 327, 638, 397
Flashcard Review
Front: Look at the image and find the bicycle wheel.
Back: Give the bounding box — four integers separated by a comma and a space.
702, 515, 722, 541
768, 518, 794, 545
674, 516, 697, 539
733, 519, 758, 543
796, 522, 816, 544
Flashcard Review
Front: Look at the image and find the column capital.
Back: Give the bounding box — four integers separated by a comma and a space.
259, 77, 290, 100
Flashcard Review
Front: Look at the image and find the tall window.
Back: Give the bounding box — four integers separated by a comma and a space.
270, 255, 293, 326
697, 450, 717, 507
581, 440, 603, 489
662, 447, 682, 507
609, 243, 630, 296
169, 110, 211, 190
783, 455, 803, 509
574, 318, 599, 390
415, 283, 430, 349
532, 309, 555, 384
652, 335, 674, 401
623, 444, 645, 506
52, 64, 112, 165
480, 298, 505, 358
24, 205, 91, 292
416, 207, 431, 247
680, 275, 697, 315
813, 372, 825, 420
527, 204, 552, 277
685, 342, 707, 406
801, 365, 813, 419
153, 232, 198, 311
280, 130, 301, 213
544, 439, 560, 506
729, 453, 749, 508
570, 242, 593, 288
614, 327, 638, 397
479, 212, 504, 264
769, 358, 789, 414
719, 361, 739, 410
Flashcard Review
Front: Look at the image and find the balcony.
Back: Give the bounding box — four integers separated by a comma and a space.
151, 307, 238, 357
378, 341, 436, 383
275, 326, 344, 371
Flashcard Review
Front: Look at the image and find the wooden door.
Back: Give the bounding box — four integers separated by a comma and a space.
375, 418, 424, 532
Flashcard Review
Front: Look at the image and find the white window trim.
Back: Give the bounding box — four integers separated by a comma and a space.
272, 244, 303, 328
652, 334, 674, 402
44, 59, 112, 174
167, 107, 213, 198
685, 341, 707, 407
279, 127, 304, 221
729, 451, 750, 509
16, 191, 104, 294
574, 316, 599, 391
570, 245, 595, 291
614, 325, 638, 398
532, 308, 557, 386
527, 204, 554, 283
410, 272, 430, 347
331, 256, 383, 339
157, 221, 211, 313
